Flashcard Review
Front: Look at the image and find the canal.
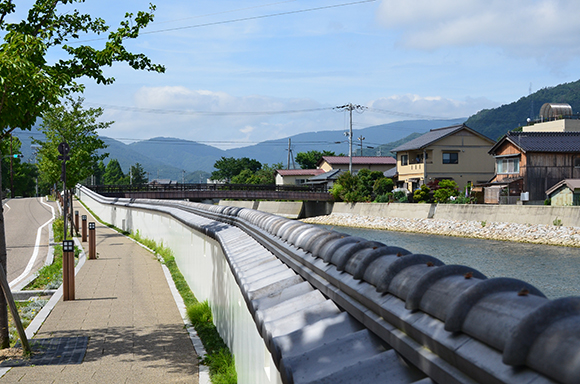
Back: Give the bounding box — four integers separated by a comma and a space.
316, 225, 580, 299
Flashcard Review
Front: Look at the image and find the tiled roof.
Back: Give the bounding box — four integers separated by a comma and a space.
492, 131, 580, 153
308, 169, 343, 182
320, 156, 396, 165
546, 179, 580, 195
391, 124, 465, 152
391, 124, 494, 152
276, 169, 325, 176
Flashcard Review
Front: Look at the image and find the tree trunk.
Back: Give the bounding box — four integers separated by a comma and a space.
0, 162, 10, 348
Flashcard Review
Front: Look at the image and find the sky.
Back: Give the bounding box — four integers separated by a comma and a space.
11, 0, 580, 150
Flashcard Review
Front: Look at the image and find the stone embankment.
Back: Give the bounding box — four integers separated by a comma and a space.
302, 214, 580, 247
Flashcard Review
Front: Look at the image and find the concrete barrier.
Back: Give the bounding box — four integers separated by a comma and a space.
256, 201, 303, 219
331, 202, 580, 227
332, 202, 435, 219
218, 200, 258, 209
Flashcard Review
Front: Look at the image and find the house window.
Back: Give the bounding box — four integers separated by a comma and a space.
442, 152, 458, 164
574, 157, 580, 168
401, 154, 408, 166
496, 157, 520, 174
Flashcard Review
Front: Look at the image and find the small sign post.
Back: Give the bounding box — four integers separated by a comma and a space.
81, 215, 87, 242
63, 240, 75, 301
89, 222, 96, 260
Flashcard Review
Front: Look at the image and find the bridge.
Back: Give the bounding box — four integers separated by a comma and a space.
77, 185, 580, 384
86, 183, 333, 202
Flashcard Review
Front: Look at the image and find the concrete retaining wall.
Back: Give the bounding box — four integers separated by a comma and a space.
331, 202, 580, 227
332, 202, 435, 219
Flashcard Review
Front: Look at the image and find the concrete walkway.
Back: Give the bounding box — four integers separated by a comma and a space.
0, 203, 199, 383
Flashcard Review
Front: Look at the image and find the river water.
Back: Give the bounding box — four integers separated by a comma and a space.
316, 225, 580, 299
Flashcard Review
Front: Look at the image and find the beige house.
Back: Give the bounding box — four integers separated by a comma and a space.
391, 124, 496, 192
275, 169, 325, 186
317, 156, 396, 173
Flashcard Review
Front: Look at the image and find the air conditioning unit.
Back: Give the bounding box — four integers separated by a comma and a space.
520, 192, 529, 201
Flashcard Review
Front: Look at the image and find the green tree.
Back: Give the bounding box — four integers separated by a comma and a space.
0, 0, 164, 347
295, 150, 335, 169
103, 159, 125, 185
35, 97, 111, 189
0, 137, 38, 197
433, 179, 460, 203
211, 157, 262, 182
413, 184, 431, 203
373, 177, 394, 196
130, 163, 148, 185
356, 169, 384, 200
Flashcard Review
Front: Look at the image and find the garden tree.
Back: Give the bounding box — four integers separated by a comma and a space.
103, 159, 125, 185
211, 157, 262, 182
230, 163, 282, 184
330, 171, 365, 202
373, 177, 394, 196
295, 150, 335, 170
130, 163, 148, 185
35, 97, 110, 190
356, 169, 385, 200
0, 0, 164, 348
413, 184, 431, 203
433, 179, 460, 203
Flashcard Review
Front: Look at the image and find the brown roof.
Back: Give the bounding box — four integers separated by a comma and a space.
276, 169, 325, 176
319, 156, 396, 166
546, 179, 580, 195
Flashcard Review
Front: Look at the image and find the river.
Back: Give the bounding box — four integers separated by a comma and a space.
316, 224, 580, 299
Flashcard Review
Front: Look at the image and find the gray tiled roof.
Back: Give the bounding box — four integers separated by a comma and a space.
391, 124, 466, 152
308, 169, 342, 182
501, 131, 580, 152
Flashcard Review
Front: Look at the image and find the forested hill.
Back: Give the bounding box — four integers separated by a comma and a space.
465, 79, 580, 141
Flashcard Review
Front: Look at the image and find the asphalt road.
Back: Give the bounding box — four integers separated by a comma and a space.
3, 197, 56, 286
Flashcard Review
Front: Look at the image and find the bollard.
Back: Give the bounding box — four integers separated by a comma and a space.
88, 222, 96, 260
74, 210, 79, 233
62, 240, 75, 301
81, 215, 87, 242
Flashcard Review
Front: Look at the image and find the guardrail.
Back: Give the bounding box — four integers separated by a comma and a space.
77, 185, 579, 384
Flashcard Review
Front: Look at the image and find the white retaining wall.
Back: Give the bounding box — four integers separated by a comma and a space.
331, 202, 580, 227
78, 189, 282, 384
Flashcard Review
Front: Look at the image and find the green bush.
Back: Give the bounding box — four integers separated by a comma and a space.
433, 179, 459, 203
393, 190, 408, 203
413, 184, 431, 203
374, 193, 392, 203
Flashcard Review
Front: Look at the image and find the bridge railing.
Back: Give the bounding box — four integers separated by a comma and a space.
85, 182, 329, 195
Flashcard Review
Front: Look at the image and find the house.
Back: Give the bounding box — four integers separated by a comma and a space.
275, 169, 325, 186
546, 179, 580, 206
317, 156, 396, 173
487, 131, 580, 203
305, 169, 343, 190
391, 124, 496, 192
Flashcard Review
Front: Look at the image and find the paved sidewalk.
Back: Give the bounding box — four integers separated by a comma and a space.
0, 203, 199, 383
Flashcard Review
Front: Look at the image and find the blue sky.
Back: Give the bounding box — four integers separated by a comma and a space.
12, 0, 580, 149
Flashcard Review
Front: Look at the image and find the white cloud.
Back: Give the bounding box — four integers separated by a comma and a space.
376, 0, 580, 59
98, 86, 499, 149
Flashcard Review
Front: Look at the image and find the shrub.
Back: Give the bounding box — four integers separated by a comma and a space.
393, 189, 408, 203
433, 179, 459, 203
413, 184, 431, 203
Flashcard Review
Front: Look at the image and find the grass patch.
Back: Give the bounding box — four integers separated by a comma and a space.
76, 199, 238, 384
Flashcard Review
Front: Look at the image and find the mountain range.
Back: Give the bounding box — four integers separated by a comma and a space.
12, 78, 580, 181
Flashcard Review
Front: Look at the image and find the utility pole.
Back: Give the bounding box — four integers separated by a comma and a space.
287, 138, 291, 170
358, 136, 365, 156
335, 103, 366, 173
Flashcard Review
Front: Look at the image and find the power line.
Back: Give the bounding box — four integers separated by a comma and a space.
85, 102, 333, 116
72, 0, 377, 43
